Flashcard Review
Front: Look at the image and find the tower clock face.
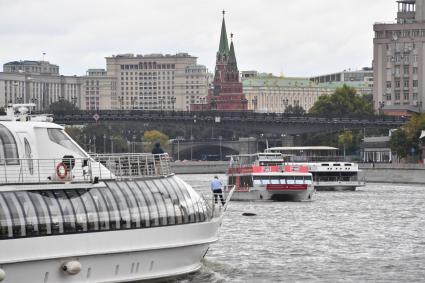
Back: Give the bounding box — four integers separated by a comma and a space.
214, 85, 221, 96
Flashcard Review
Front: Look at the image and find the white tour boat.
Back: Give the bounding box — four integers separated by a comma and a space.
0, 105, 234, 283
226, 153, 315, 201
265, 147, 366, 191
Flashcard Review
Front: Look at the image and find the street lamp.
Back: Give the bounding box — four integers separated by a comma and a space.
71, 96, 77, 107
378, 101, 385, 115
219, 136, 223, 160
416, 101, 423, 113
159, 97, 164, 112
171, 96, 176, 112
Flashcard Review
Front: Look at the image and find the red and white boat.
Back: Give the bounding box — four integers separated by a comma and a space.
226, 153, 315, 201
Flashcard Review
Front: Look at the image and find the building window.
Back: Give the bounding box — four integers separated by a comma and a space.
413, 80, 418, 87
395, 91, 401, 100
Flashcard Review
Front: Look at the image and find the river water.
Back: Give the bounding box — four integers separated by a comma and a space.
175, 174, 425, 283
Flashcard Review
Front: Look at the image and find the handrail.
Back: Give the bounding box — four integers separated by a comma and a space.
0, 153, 173, 185
194, 185, 235, 219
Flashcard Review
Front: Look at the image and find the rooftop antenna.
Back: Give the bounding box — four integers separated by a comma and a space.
42, 52, 46, 61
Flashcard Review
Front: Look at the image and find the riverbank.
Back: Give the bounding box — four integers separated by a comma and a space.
171, 161, 425, 184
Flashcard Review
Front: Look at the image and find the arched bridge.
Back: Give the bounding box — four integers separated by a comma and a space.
53, 110, 405, 135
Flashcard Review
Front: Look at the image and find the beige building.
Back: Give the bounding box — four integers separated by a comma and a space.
242, 72, 372, 113
374, 0, 425, 116
0, 60, 82, 110
106, 53, 210, 111
82, 69, 117, 110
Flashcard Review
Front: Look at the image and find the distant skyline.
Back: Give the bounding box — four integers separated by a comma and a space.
0, 0, 396, 77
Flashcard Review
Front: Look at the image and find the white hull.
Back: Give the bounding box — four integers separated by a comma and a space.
0, 220, 220, 283
314, 181, 366, 191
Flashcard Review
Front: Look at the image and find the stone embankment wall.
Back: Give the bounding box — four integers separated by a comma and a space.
358, 164, 425, 185
172, 161, 425, 185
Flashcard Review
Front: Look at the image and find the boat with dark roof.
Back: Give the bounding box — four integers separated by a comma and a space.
0, 105, 234, 283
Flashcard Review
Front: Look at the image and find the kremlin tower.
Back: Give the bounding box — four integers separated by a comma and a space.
191, 11, 248, 111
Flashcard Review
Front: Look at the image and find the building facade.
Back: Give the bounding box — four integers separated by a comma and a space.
373, 0, 425, 116
310, 67, 373, 89
82, 69, 117, 110
0, 61, 82, 110
105, 53, 209, 111
243, 72, 373, 113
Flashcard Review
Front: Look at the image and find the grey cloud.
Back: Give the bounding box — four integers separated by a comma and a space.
0, 0, 395, 77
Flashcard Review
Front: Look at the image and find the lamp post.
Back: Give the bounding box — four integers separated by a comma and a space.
378, 101, 385, 116
71, 96, 77, 107
171, 96, 176, 112
119, 97, 124, 110
93, 136, 97, 153
241, 98, 248, 111
103, 134, 106, 153
159, 97, 164, 112
417, 101, 423, 113
219, 136, 223, 160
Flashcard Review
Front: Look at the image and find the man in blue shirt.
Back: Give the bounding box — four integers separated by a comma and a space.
211, 176, 225, 206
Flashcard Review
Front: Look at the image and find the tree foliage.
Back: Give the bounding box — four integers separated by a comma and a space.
49, 100, 78, 114
309, 85, 374, 117
143, 130, 169, 150
389, 113, 425, 159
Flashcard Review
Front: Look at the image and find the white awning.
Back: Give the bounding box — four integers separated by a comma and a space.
420, 130, 425, 140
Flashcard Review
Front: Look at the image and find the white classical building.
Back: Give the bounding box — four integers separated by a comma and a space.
242, 72, 372, 113
0, 61, 82, 110
105, 53, 210, 111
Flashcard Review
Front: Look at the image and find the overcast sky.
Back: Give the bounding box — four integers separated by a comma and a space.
0, 0, 396, 77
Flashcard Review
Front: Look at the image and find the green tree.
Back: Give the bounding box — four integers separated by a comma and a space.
143, 130, 169, 151
49, 100, 78, 114
309, 84, 374, 117
338, 130, 353, 158
389, 129, 414, 159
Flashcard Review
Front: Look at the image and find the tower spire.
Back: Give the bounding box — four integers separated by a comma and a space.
228, 33, 238, 70
218, 10, 230, 55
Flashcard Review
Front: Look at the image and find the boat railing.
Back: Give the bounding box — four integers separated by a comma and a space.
0, 153, 172, 185
92, 153, 172, 179
195, 185, 236, 219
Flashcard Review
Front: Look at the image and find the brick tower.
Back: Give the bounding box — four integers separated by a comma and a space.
192, 11, 248, 111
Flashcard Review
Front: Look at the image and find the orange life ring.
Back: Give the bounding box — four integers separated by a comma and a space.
56, 162, 68, 180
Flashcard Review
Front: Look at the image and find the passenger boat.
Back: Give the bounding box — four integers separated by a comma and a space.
226, 153, 315, 201
0, 105, 234, 283
265, 147, 366, 191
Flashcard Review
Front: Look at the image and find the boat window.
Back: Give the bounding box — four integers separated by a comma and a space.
228, 176, 236, 186
270, 177, 280, 184
24, 138, 34, 175
295, 176, 304, 185
2, 192, 25, 237
279, 178, 286, 184
253, 178, 262, 185
172, 178, 197, 223
286, 176, 295, 185
118, 182, 143, 228
0, 177, 208, 240
136, 181, 161, 226
106, 184, 131, 229
0, 194, 12, 239
0, 124, 19, 165
168, 177, 191, 224
145, 180, 169, 226
240, 176, 253, 187
77, 189, 99, 232
321, 164, 329, 166
40, 191, 64, 234
88, 188, 110, 230
333, 164, 341, 167
15, 191, 39, 236
100, 187, 121, 230
47, 129, 86, 157
304, 176, 313, 185
28, 191, 52, 235
344, 164, 352, 167
159, 179, 184, 225
53, 190, 77, 233
126, 182, 151, 228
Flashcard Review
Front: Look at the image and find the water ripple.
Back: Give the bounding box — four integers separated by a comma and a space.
178, 175, 425, 282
